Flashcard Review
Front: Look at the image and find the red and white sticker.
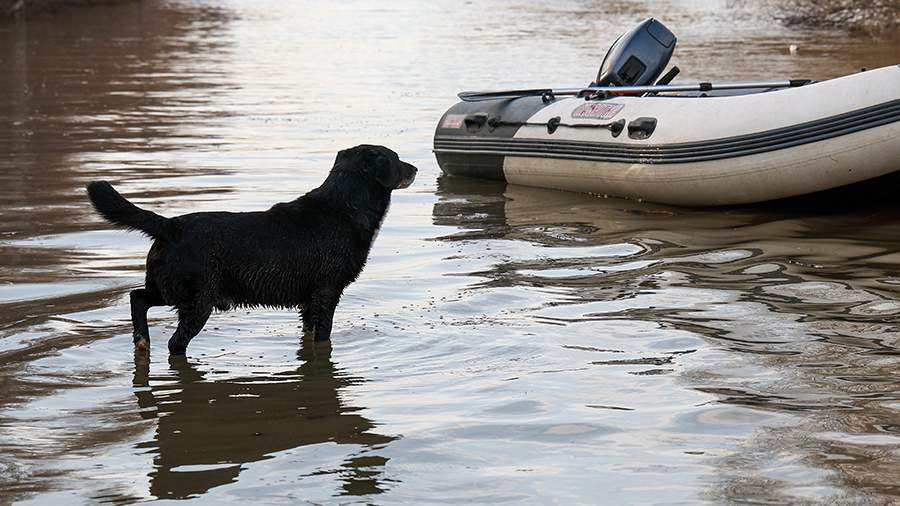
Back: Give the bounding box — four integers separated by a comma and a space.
571, 103, 624, 120
441, 114, 467, 129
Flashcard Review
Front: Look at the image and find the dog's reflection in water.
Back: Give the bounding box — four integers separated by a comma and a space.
132, 340, 395, 499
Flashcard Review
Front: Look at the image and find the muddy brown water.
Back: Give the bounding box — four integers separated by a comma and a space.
1, 1, 899, 503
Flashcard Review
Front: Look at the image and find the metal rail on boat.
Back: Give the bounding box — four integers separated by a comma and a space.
458, 80, 810, 102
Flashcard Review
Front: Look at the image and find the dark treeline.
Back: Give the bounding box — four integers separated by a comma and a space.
3, 0, 899, 31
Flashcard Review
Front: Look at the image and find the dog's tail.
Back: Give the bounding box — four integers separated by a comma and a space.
86, 181, 177, 241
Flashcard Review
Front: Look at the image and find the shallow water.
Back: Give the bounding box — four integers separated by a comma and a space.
1, 0, 900, 503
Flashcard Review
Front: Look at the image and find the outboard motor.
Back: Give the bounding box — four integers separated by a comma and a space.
594, 18, 677, 87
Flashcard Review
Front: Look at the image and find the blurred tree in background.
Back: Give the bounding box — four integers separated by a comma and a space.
1, 0, 127, 16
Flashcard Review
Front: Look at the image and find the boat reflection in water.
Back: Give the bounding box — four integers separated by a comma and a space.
132, 340, 395, 500
432, 174, 900, 503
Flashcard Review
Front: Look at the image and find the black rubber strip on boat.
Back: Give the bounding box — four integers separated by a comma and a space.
447, 100, 900, 154
434, 94, 553, 179
433, 98, 900, 164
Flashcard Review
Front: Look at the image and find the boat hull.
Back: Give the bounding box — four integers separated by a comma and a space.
434, 65, 900, 206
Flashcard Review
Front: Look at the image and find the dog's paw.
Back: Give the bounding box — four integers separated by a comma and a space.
134, 338, 150, 352
167, 342, 187, 356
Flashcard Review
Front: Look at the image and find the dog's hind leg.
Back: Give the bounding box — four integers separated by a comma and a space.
167, 304, 212, 355
303, 289, 340, 342
299, 304, 315, 339
131, 288, 164, 351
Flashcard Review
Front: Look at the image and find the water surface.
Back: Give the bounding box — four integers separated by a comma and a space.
1, 1, 899, 503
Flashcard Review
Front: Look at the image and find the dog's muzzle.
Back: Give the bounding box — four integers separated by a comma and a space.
396, 161, 417, 189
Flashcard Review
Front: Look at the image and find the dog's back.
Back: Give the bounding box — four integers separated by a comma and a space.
158, 198, 373, 310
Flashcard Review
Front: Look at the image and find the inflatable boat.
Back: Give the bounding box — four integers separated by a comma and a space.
433, 19, 900, 206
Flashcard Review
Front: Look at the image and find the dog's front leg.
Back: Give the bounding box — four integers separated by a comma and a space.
303, 289, 340, 342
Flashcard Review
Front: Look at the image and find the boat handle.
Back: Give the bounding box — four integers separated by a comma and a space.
627, 117, 657, 139
464, 113, 489, 132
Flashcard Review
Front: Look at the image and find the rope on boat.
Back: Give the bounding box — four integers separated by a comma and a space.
466, 114, 626, 137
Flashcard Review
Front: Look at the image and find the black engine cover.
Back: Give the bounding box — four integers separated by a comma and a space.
595, 18, 676, 87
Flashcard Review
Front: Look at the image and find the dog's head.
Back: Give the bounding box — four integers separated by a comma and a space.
335, 145, 417, 190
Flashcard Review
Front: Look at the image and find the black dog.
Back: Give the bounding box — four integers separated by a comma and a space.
87, 145, 417, 354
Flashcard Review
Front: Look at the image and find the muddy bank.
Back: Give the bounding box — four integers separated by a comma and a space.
769, 0, 900, 30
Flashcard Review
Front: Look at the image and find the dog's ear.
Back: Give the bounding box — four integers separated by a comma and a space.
372, 152, 400, 189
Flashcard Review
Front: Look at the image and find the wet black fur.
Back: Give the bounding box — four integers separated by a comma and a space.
87, 145, 417, 354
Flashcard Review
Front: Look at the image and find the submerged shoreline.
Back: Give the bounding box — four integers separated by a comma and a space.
2, 0, 899, 503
